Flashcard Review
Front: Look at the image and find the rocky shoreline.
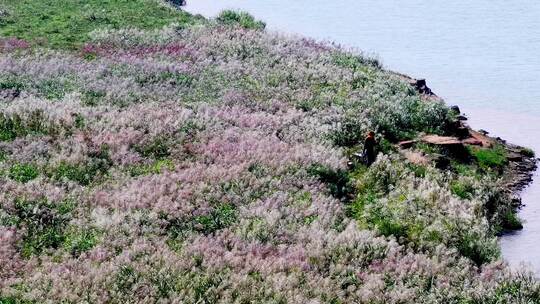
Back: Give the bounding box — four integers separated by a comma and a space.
403, 76, 538, 219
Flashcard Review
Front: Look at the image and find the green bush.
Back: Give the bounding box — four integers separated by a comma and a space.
12, 199, 75, 258
216, 10, 266, 30
521, 147, 535, 158
307, 164, 352, 200
502, 211, 523, 230
128, 159, 174, 177
330, 118, 367, 147
165, 203, 237, 245
0, 110, 50, 141
134, 137, 171, 159
450, 180, 475, 199
193, 204, 237, 235
332, 52, 380, 69
64, 228, 99, 256
453, 231, 499, 266
51, 147, 112, 185
9, 163, 39, 183
0, 295, 35, 304
81, 90, 106, 106
37, 78, 73, 100
0, 75, 26, 92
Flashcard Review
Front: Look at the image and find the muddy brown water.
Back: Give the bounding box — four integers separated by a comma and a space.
184, 1, 540, 275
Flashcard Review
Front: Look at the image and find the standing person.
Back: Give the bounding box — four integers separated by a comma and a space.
363, 131, 377, 166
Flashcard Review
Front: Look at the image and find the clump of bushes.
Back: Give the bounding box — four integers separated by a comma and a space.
128, 159, 174, 177
450, 180, 475, 199
308, 164, 353, 200
164, 203, 237, 246
351, 155, 500, 265
216, 10, 266, 30
0, 110, 52, 141
9, 163, 39, 183
50, 146, 112, 185
134, 136, 171, 159
12, 199, 74, 257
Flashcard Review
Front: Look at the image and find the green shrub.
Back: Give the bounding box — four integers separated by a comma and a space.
0, 75, 26, 92
81, 90, 106, 106
12, 199, 75, 258
330, 119, 367, 147
115, 265, 139, 293
216, 10, 266, 30
406, 163, 427, 178
0, 295, 35, 304
9, 163, 39, 183
0, 110, 50, 141
414, 142, 441, 155
0, 149, 6, 162
453, 231, 499, 266
128, 159, 174, 177
502, 211, 523, 230
37, 78, 73, 100
521, 147, 535, 158
193, 203, 237, 235
134, 137, 171, 159
51, 147, 112, 185
332, 52, 380, 69
64, 228, 99, 256
165, 203, 237, 247
450, 180, 475, 199
307, 164, 352, 200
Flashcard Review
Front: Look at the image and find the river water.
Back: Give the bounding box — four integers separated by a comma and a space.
184, 1, 540, 274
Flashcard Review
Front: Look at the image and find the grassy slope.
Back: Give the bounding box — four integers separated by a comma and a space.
0, 0, 539, 303
0, 0, 199, 48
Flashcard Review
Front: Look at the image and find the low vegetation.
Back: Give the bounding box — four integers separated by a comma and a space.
0, 0, 203, 49
0, 0, 538, 303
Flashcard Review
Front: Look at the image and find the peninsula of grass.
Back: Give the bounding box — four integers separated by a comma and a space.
0, 0, 538, 303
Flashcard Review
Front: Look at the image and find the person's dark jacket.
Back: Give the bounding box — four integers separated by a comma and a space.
363, 136, 377, 165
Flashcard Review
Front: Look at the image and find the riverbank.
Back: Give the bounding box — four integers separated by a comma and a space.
392, 75, 538, 233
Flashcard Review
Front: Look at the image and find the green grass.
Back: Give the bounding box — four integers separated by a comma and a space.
0, 0, 200, 49
468, 145, 508, 171
9, 163, 39, 183
128, 159, 175, 177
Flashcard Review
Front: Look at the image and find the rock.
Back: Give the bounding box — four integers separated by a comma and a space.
462, 138, 483, 146
450, 105, 461, 114
421, 135, 469, 160
455, 126, 470, 139
468, 130, 494, 147
478, 129, 489, 135
421, 135, 462, 145
398, 140, 416, 149
167, 0, 186, 6
401, 150, 430, 165
507, 152, 523, 162
411, 79, 434, 95
457, 115, 468, 121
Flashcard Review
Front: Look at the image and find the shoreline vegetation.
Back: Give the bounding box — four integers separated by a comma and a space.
1, 0, 539, 302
